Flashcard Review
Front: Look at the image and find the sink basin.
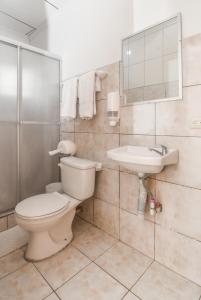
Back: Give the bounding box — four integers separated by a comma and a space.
107, 145, 179, 174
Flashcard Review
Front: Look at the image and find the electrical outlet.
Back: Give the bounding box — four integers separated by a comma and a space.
191, 118, 201, 129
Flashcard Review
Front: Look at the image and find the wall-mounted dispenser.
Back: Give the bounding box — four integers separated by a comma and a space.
107, 92, 120, 126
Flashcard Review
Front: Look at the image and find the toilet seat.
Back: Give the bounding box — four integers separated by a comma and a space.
15, 192, 71, 219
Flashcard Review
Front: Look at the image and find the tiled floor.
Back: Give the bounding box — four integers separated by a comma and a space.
0, 217, 201, 300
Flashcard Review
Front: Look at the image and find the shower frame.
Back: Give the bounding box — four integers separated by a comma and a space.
0, 35, 61, 217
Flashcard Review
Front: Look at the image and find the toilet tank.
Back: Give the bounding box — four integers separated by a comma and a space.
59, 157, 100, 201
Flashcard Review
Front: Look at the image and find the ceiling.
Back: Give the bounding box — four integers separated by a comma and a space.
0, 0, 65, 36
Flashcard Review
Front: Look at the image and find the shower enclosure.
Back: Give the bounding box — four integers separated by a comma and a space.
0, 37, 60, 216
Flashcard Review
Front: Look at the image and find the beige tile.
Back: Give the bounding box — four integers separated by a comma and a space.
95, 168, 119, 206
72, 225, 117, 260
0, 216, 7, 232
120, 172, 139, 214
120, 134, 155, 148
123, 292, 139, 300
94, 199, 119, 238
60, 132, 74, 142
183, 34, 201, 86
96, 62, 120, 100
75, 133, 119, 170
0, 249, 27, 279
7, 214, 16, 229
95, 242, 152, 288
120, 209, 154, 258
120, 104, 155, 135
77, 197, 94, 223
61, 116, 74, 133
57, 263, 127, 300
0, 264, 52, 300
120, 172, 155, 222
155, 181, 201, 241
156, 136, 201, 189
44, 293, 60, 300
72, 216, 92, 238
132, 262, 201, 300
35, 245, 90, 290
155, 225, 201, 286
156, 85, 201, 137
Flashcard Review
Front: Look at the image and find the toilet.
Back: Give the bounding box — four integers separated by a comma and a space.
15, 156, 101, 261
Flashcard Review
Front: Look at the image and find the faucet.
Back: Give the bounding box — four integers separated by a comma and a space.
149, 144, 168, 156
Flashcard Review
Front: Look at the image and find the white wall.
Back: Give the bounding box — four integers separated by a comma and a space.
30, 0, 133, 79
133, 0, 201, 38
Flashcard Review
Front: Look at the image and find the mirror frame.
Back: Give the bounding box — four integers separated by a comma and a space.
121, 13, 182, 106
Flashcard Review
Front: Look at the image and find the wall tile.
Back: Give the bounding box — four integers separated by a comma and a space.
156, 85, 201, 137
7, 214, 16, 229
156, 136, 201, 189
0, 217, 7, 232
94, 199, 119, 238
75, 133, 119, 170
61, 117, 74, 133
120, 172, 139, 214
95, 168, 119, 206
155, 225, 201, 286
120, 104, 155, 135
155, 181, 201, 241
183, 34, 201, 86
96, 63, 120, 100
60, 132, 74, 142
78, 197, 94, 224
120, 209, 154, 258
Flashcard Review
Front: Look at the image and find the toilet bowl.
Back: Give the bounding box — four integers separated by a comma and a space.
15, 157, 101, 261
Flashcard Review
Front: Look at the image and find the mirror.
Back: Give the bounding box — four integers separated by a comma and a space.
122, 14, 182, 104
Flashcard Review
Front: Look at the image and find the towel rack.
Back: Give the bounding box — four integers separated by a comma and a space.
62, 70, 108, 86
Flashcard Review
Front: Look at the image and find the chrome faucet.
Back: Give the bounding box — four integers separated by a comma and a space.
149, 144, 168, 156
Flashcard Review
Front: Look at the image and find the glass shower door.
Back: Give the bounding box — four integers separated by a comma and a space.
0, 42, 18, 214
20, 49, 60, 200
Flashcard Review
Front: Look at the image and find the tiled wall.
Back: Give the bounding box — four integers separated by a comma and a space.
61, 33, 201, 287
0, 214, 16, 232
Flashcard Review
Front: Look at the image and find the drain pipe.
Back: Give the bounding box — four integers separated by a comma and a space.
137, 173, 148, 214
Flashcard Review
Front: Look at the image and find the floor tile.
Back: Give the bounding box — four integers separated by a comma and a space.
0, 264, 52, 300
123, 292, 140, 300
0, 248, 27, 279
95, 242, 152, 288
72, 216, 92, 237
44, 293, 60, 300
57, 263, 127, 300
35, 245, 90, 290
132, 262, 201, 300
72, 225, 117, 260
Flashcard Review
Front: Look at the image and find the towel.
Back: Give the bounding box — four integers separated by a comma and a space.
61, 78, 78, 119
78, 71, 100, 119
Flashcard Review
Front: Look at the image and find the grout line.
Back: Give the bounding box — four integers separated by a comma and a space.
32, 263, 54, 293
130, 260, 154, 291
0, 261, 28, 281
154, 177, 201, 192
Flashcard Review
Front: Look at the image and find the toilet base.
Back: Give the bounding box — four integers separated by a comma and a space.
24, 208, 76, 261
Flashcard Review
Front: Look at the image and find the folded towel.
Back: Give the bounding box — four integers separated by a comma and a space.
61, 78, 78, 119
79, 71, 99, 119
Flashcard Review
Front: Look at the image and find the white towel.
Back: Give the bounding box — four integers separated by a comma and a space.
61, 78, 78, 119
79, 71, 100, 119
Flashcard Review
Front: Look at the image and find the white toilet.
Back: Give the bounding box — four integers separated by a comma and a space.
15, 156, 101, 261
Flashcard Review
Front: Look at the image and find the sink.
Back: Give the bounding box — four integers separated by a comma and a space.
107, 145, 179, 175
107, 145, 178, 215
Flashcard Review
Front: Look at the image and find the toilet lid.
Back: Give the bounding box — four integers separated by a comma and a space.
15, 192, 70, 218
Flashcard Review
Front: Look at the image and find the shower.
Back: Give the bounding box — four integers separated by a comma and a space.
0, 36, 60, 216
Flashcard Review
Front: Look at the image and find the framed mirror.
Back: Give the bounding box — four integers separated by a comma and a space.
122, 14, 182, 105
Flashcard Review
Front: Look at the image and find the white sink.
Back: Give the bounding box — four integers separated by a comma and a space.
107, 145, 179, 174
